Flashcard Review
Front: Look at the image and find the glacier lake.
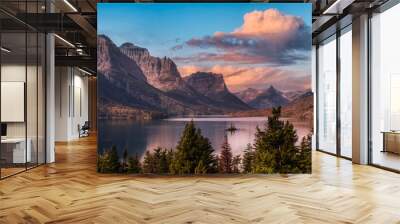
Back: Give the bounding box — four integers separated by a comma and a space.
98, 116, 311, 160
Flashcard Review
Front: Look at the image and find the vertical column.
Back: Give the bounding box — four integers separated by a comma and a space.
46, 33, 55, 163
336, 29, 341, 156
352, 14, 369, 164
311, 45, 317, 150
46, 1, 55, 163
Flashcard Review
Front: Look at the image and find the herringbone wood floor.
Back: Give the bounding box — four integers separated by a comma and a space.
1, 135, 400, 224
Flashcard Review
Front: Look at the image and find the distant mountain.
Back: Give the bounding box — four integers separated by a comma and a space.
235, 88, 264, 104
185, 72, 251, 111
282, 91, 313, 123
283, 89, 311, 101
229, 90, 313, 126
247, 86, 290, 109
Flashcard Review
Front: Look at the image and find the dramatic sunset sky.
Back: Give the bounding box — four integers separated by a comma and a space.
98, 3, 311, 92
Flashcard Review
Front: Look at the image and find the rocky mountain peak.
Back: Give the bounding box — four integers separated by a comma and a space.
97, 35, 146, 82
184, 72, 226, 94
247, 85, 289, 109
119, 43, 183, 91
185, 72, 250, 111
265, 85, 279, 94
234, 88, 264, 104
120, 42, 150, 59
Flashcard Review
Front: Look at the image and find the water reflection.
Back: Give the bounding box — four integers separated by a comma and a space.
98, 117, 311, 160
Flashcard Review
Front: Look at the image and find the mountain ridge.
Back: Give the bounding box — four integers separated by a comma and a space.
97, 35, 198, 119
247, 86, 290, 109
184, 72, 251, 111
98, 35, 252, 119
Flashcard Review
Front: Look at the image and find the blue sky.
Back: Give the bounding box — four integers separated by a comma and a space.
98, 3, 311, 57
98, 3, 312, 92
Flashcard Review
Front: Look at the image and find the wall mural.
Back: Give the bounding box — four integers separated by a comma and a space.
97, 3, 313, 174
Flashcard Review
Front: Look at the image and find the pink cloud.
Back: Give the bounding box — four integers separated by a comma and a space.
233, 9, 304, 42
176, 9, 310, 66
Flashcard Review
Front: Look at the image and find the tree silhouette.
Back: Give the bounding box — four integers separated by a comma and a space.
219, 135, 233, 173
253, 107, 305, 173
97, 145, 120, 173
232, 155, 241, 173
242, 143, 254, 173
170, 120, 217, 174
298, 134, 312, 173
143, 151, 155, 173
195, 160, 207, 174
127, 153, 142, 174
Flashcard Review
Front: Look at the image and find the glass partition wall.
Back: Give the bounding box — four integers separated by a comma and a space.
0, 2, 46, 179
317, 35, 337, 155
316, 25, 353, 159
370, 3, 400, 171
339, 26, 352, 159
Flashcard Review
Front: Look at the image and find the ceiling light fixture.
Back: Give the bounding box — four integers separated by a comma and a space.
54, 34, 75, 48
63, 0, 78, 12
322, 0, 355, 15
78, 67, 93, 76
1, 47, 11, 53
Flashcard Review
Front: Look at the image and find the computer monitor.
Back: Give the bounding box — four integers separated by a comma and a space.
1, 123, 7, 137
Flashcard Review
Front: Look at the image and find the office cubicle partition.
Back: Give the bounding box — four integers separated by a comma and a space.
0, 1, 46, 179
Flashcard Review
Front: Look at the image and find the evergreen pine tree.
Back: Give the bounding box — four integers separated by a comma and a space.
109, 145, 121, 172
298, 134, 312, 173
242, 143, 254, 173
194, 160, 207, 174
155, 147, 170, 174
170, 120, 217, 174
143, 151, 155, 173
97, 152, 107, 173
253, 107, 301, 173
127, 153, 142, 174
97, 146, 121, 173
232, 155, 241, 173
219, 135, 233, 173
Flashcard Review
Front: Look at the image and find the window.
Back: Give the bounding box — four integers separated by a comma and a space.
370, 3, 400, 171
339, 26, 352, 158
317, 35, 337, 154
0, 1, 46, 179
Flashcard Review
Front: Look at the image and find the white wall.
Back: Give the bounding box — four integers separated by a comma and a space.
55, 67, 89, 141
1, 63, 46, 164
1, 65, 26, 138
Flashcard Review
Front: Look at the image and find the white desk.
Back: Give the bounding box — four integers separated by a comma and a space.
1, 138, 31, 163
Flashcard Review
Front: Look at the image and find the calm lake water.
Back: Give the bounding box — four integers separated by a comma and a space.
98, 116, 311, 160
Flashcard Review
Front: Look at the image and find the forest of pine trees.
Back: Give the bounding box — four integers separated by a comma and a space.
97, 107, 312, 174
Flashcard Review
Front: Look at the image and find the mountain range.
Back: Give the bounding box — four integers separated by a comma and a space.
98, 35, 312, 121
235, 87, 310, 109
98, 35, 250, 119
230, 90, 313, 126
